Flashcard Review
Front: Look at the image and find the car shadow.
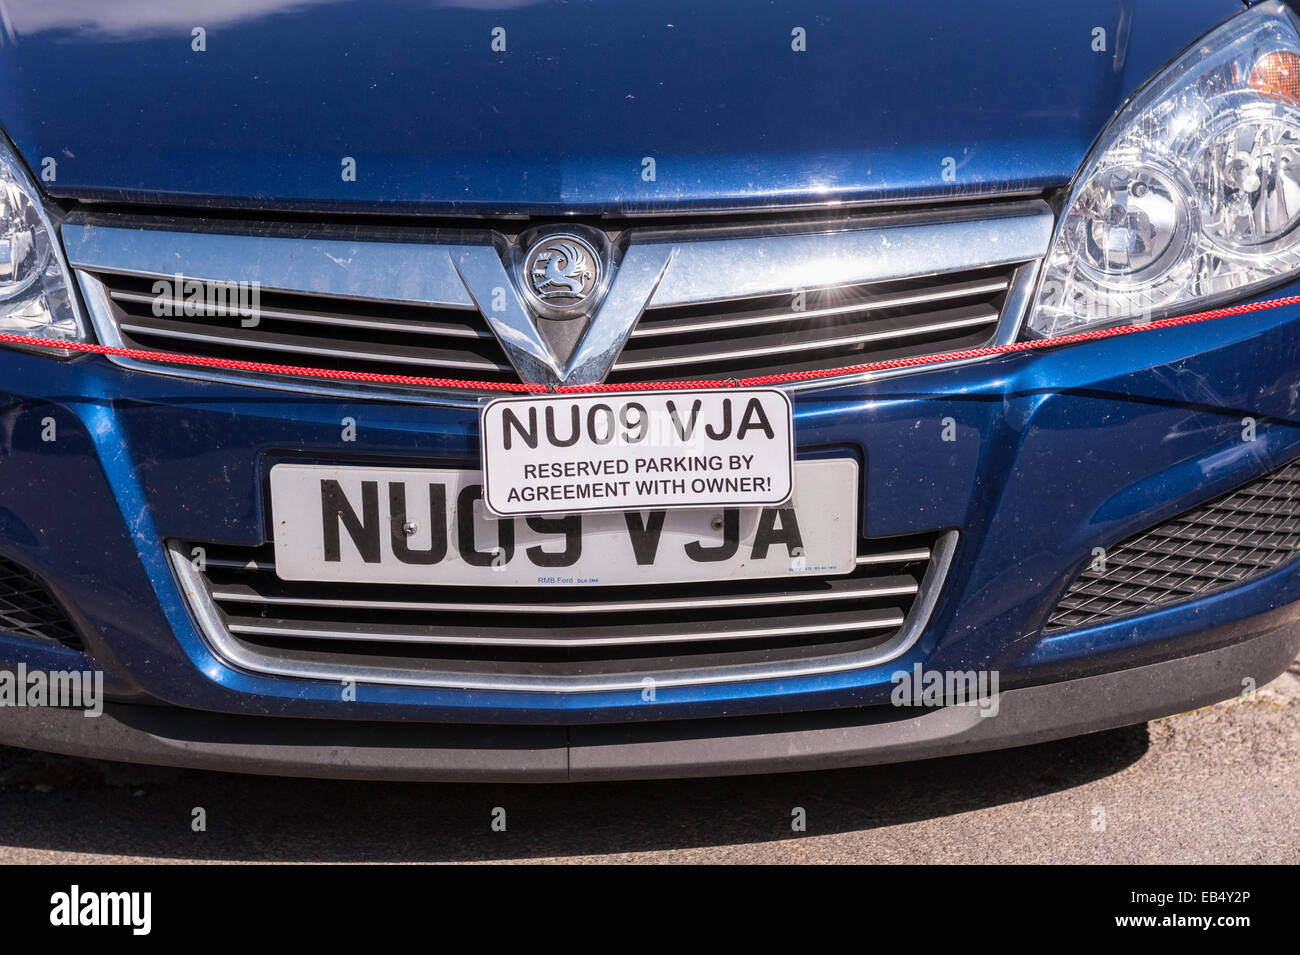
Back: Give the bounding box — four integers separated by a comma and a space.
0, 723, 1150, 862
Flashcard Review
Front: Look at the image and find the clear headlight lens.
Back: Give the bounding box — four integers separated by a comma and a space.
0, 137, 85, 350
1027, 1, 1300, 337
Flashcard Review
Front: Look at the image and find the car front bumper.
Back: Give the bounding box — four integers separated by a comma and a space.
2, 279, 1300, 777
3, 615, 1296, 781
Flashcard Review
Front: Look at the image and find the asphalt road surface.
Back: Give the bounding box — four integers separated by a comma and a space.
1, 654, 1296, 864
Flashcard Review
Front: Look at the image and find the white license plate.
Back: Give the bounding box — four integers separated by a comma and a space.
269, 458, 857, 587
478, 388, 794, 517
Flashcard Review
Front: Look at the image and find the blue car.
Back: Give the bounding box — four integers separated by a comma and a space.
0, 0, 1298, 781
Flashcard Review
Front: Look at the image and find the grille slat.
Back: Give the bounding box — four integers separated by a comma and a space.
209, 572, 919, 615
856, 547, 932, 565
627, 275, 1011, 339
174, 532, 952, 689
116, 316, 513, 373
210, 543, 933, 575
613, 304, 1000, 372
223, 608, 906, 649
109, 290, 491, 339
1045, 457, 1300, 632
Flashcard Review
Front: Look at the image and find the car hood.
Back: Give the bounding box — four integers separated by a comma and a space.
0, 0, 1242, 216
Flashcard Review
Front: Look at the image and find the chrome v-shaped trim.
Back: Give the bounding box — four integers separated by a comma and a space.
451, 245, 558, 384
456, 241, 676, 387
562, 243, 675, 386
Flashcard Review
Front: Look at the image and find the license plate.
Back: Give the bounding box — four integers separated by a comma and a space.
269, 458, 857, 587
478, 389, 794, 517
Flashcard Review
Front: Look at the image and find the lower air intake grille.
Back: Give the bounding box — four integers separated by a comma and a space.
1046, 457, 1300, 633
0, 554, 82, 649
173, 532, 954, 692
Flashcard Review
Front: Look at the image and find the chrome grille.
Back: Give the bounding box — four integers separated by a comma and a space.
171, 532, 956, 692
92, 271, 515, 383
611, 265, 1013, 381
64, 201, 1052, 393
1046, 457, 1300, 633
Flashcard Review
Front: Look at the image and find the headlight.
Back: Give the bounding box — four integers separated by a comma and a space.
1027, 1, 1300, 337
0, 133, 86, 352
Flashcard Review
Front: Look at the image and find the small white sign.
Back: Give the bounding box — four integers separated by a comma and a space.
479, 389, 795, 517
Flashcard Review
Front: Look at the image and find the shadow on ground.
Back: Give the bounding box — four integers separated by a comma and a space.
0, 723, 1149, 862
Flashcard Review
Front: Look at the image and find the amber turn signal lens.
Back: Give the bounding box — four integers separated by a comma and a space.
1249, 50, 1300, 106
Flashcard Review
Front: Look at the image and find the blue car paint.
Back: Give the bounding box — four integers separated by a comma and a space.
0, 0, 1241, 215
1, 0, 1295, 735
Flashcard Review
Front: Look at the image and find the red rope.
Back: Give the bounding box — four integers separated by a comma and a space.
4, 294, 1299, 394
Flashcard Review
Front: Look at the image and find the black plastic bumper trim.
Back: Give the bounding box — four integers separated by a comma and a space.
1, 621, 1296, 782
